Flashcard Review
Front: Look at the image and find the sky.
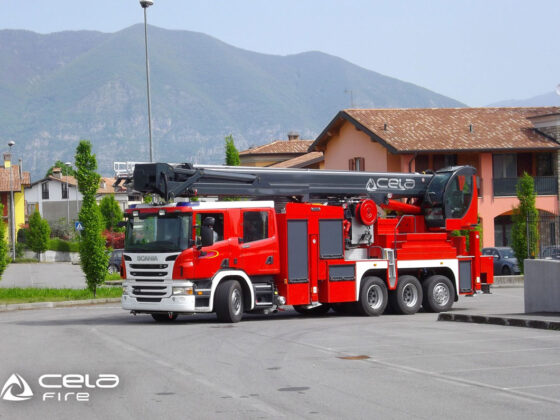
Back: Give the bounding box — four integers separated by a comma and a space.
1, 0, 559, 107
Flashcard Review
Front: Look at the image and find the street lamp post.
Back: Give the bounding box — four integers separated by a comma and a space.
140, 0, 154, 162
65, 162, 72, 224
8, 141, 16, 261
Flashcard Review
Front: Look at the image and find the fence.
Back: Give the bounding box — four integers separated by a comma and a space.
527, 213, 560, 259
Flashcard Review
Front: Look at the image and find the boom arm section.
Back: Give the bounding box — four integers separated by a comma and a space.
131, 163, 433, 203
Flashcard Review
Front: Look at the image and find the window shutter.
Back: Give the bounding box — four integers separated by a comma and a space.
349, 158, 355, 171
358, 157, 365, 172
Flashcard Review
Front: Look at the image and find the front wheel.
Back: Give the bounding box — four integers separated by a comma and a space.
422, 275, 454, 313
215, 280, 244, 323
501, 266, 511, 275
355, 276, 388, 316
108, 264, 119, 274
389, 275, 423, 315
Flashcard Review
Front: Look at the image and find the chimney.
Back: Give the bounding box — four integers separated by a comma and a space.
287, 131, 300, 141
52, 167, 62, 179
3, 153, 11, 168
18, 158, 22, 180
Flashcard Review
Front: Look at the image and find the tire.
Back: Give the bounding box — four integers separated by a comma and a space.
108, 264, 119, 274
151, 313, 178, 322
293, 304, 331, 316
389, 275, 423, 315
215, 280, 244, 323
422, 275, 454, 313
355, 276, 388, 316
501, 266, 511, 275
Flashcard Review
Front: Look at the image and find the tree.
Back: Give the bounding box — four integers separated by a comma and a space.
75, 140, 108, 297
225, 135, 240, 166
99, 195, 123, 231
27, 211, 50, 256
0, 205, 9, 276
45, 160, 76, 177
511, 173, 538, 273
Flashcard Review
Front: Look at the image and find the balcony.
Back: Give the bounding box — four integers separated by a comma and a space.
493, 176, 558, 197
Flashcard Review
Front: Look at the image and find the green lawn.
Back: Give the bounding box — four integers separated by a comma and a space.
0, 287, 122, 304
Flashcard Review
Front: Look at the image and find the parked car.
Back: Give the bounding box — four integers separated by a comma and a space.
482, 247, 521, 275
108, 249, 124, 274
541, 245, 560, 260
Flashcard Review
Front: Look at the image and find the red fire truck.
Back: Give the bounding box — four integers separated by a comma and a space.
118, 163, 493, 322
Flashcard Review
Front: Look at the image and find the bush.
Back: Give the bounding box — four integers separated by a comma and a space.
0, 204, 9, 277
103, 230, 125, 249
49, 218, 75, 240
27, 211, 50, 255
48, 238, 80, 252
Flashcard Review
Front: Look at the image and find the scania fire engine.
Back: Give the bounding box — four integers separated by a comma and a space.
117, 163, 493, 322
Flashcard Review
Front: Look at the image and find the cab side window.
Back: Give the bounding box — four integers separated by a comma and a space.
195, 213, 224, 242
243, 211, 268, 243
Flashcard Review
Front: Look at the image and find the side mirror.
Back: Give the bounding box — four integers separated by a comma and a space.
201, 225, 215, 247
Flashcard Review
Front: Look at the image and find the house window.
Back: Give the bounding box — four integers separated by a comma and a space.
415, 155, 429, 172
433, 154, 457, 171
536, 153, 554, 176
349, 157, 365, 171
62, 183, 68, 199
492, 154, 516, 179
41, 182, 49, 200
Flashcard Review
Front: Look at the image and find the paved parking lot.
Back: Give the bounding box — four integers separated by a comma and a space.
0, 288, 559, 419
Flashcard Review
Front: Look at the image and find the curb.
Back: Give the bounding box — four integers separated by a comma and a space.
492, 275, 524, 287
438, 313, 560, 331
0, 298, 121, 312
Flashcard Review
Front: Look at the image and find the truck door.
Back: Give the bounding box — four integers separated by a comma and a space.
238, 209, 279, 276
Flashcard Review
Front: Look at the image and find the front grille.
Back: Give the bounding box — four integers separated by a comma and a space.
130, 264, 168, 269
137, 298, 162, 303
132, 286, 167, 296
134, 278, 165, 282
130, 271, 167, 277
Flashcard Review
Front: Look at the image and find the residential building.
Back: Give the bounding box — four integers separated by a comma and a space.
25, 169, 139, 223
0, 154, 31, 242
309, 107, 560, 248
239, 132, 322, 168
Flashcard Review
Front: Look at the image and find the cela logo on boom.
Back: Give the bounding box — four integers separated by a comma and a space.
137, 255, 158, 262
366, 177, 415, 191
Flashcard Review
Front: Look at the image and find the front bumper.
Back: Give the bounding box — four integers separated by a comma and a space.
122, 294, 198, 312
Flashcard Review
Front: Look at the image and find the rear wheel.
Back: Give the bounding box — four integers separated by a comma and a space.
355, 276, 388, 316
215, 280, 244, 323
389, 275, 422, 315
293, 304, 331, 316
151, 313, 178, 322
422, 275, 454, 313
501, 266, 511, 275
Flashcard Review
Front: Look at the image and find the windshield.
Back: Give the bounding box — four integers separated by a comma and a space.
125, 213, 192, 252
425, 172, 451, 205
501, 248, 515, 258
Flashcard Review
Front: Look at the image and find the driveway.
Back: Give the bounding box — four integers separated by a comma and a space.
0, 262, 87, 289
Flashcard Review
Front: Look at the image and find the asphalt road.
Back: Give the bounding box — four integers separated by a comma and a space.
0, 263, 86, 289
0, 288, 559, 419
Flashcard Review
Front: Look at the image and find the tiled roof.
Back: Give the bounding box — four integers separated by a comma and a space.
98, 177, 124, 194
311, 107, 560, 153
269, 152, 324, 168
240, 140, 314, 155
0, 165, 31, 192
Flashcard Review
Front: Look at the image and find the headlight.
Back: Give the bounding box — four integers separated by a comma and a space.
172, 286, 194, 295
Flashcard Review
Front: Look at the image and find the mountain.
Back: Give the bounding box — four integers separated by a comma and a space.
0, 25, 465, 179
488, 91, 560, 107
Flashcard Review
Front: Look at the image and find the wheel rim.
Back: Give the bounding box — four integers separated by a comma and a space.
402, 283, 418, 307
432, 282, 450, 306
366, 284, 383, 310
231, 288, 242, 315
108, 265, 116, 274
